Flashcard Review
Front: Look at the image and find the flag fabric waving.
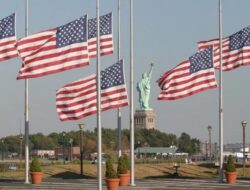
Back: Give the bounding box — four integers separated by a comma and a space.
0, 13, 18, 62
157, 47, 218, 100
16, 15, 89, 79
198, 26, 250, 71
88, 12, 113, 58
56, 59, 129, 121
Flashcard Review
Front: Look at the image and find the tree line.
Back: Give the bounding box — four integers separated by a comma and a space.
0, 128, 200, 155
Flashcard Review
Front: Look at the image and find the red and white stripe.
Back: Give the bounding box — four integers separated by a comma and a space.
198, 38, 250, 71
56, 74, 129, 121
0, 36, 18, 61
16, 29, 89, 79
157, 60, 218, 100
88, 34, 113, 58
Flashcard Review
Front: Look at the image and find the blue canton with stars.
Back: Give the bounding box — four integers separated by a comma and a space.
101, 59, 124, 90
0, 13, 15, 40
56, 15, 87, 48
88, 13, 112, 39
189, 47, 213, 74
229, 26, 250, 51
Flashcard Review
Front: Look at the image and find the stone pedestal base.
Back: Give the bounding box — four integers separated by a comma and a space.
134, 110, 156, 129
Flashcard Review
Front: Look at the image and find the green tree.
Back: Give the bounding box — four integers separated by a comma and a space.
178, 133, 193, 153
178, 133, 200, 154
191, 138, 201, 154
1, 128, 199, 155
3, 136, 19, 153
30, 133, 56, 150
134, 128, 178, 148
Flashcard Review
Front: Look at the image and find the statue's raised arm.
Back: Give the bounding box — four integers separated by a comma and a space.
148, 63, 154, 79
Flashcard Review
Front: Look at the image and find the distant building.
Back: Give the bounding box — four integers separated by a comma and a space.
32, 150, 55, 158
223, 143, 250, 163
200, 142, 218, 159
134, 146, 180, 158
224, 143, 250, 153
235, 152, 250, 162
200, 143, 250, 162
224, 143, 242, 152
54, 146, 81, 160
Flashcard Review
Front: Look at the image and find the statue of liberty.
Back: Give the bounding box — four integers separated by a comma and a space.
137, 63, 154, 110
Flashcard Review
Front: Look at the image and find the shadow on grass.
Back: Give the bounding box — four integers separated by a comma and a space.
0, 178, 24, 182
51, 171, 95, 179
197, 163, 218, 168
144, 172, 199, 179
143, 167, 218, 180
204, 171, 214, 174
237, 176, 250, 180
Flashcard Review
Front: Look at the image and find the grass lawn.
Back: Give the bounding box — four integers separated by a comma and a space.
0, 162, 250, 180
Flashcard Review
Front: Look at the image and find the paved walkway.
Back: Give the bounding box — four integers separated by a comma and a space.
0, 178, 250, 190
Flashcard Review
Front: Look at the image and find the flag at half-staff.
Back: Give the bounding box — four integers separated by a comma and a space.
16, 15, 89, 79
157, 47, 218, 100
0, 13, 18, 62
56, 59, 129, 121
198, 26, 250, 72
88, 12, 113, 58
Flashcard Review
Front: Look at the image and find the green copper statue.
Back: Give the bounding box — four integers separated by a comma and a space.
137, 63, 154, 110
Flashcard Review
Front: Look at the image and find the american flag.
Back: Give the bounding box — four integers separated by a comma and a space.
198, 26, 250, 71
88, 12, 113, 58
157, 47, 218, 100
0, 13, 18, 62
56, 60, 129, 121
16, 15, 89, 79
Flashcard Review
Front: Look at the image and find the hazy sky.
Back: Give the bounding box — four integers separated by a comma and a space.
0, 0, 250, 144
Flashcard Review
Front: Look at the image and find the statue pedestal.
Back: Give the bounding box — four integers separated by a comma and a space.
134, 109, 156, 129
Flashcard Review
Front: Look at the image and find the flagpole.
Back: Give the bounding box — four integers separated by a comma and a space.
130, 0, 135, 186
117, 0, 122, 158
96, 0, 102, 189
24, 0, 30, 184
218, 0, 224, 183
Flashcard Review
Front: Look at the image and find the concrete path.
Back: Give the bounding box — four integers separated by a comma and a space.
0, 178, 249, 189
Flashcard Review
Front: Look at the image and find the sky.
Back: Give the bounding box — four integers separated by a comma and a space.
0, 0, 250, 144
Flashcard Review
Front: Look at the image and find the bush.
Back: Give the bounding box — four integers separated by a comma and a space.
226, 155, 236, 172
105, 155, 117, 179
72, 159, 80, 164
30, 157, 42, 172
117, 154, 130, 174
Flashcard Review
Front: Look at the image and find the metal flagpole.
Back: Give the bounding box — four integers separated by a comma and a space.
24, 0, 30, 184
218, 0, 224, 183
117, 0, 122, 158
130, 0, 135, 186
96, 0, 102, 189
